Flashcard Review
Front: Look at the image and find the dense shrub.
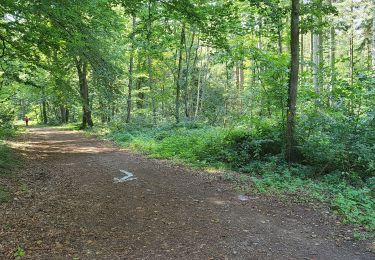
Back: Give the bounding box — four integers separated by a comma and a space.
299, 112, 375, 180
106, 122, 282, 169
0, 106, 14, 128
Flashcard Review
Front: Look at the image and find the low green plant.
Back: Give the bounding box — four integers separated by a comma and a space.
0, 188, 10, 203
14, 246, 25, 259
248, 162, 375, 232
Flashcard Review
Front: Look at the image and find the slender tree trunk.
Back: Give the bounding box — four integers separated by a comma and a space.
368, 38, 372, 71
42, 100, 47, 124
239, 60, 244, 89
239, 59, 244, 110
65, 108, 69, 123
349, 0, 354, 88
198, 46, 210, 116
235, 62, 240, 89
136, 58, 145, 109
225, 61, 231, 121
41, 86, 48, 124
75, 57, 93, 128
195, 47, 203, 118
184, 29, 195, 119
147, 0, 156, 125
126, 15, 136, 123
189, 36, 200, 117
329, 10, 336, 106
148, 56, 156, 125
286, 0, 300, 163
234, 60, 244, 91
348, 0, 354, 114
319, 29, 324, 96
175, 22, 185, 124
278, 24, 283, 54
300, 33, 304, 75
312, 33, 320, 104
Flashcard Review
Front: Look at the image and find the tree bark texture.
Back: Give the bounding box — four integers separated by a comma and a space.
126, 15, 136, 123
286, 0, 300, 163
175, 22, 185, 124
75, 57, 93, 128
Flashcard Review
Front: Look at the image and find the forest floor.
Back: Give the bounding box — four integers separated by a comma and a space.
0, 127, 374, 259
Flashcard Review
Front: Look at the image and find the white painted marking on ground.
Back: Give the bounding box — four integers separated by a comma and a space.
113, 169, 137, 183
238, 195, 249, 201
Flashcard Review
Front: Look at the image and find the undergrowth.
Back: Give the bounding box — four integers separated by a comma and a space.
84, 122, 375, 233
0, 125, 19, 170
0, 124, 21, 203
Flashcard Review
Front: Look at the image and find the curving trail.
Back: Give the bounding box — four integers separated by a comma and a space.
0, 128, 374, 259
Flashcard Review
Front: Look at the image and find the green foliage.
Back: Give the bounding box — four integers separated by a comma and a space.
14, 246, 26, 259
299, 110, 375, 180
106, 122, 281, 169
248, 160, 375, 232
0, 105, 15, 127
0, 187, 10, 203
0, 122, 19, 171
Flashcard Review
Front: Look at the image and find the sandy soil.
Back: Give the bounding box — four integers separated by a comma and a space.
0, 127, 374, 259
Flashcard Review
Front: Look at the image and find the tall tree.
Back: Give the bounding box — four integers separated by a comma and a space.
175, 22, 186, 124
75, 57, 93, 128
126, 15, 137, 123
286, 0, 300, 163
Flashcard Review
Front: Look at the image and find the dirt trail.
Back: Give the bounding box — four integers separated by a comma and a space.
0, 128, 374, 259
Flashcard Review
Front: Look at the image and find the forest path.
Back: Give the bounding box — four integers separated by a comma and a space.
0, 127, 374, 259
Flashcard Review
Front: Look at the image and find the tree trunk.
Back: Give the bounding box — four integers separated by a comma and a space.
312, 33, 320, 104
329, 5, 336, 106
75, 57, 93, 128
65, 108, 69, 123
126, 15, 136, 123
349, 0, 354, 88
184, 29, 195, 119
136, 58, 145, 109
60, 105, 66, 124
286, 0, 300, 163
300, 33, 304, 75
278, 24, 283, 54
147, 0, 156, 125
195, 48, 203, 119
42, 100, 48, 124
189, 36, 200, 117
41, 86, 48, 124
235, 62, 240, 90
239, 60, 244, 89
175, 22, 185, 124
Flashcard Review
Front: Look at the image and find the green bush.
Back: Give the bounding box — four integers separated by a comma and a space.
107, 124, 282, 169
248, 162, 375, 231
0, 106, 15, 127
299, 111, 375, 180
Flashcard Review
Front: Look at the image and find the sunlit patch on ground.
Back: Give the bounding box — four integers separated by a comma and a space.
7, 129, 115, 155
